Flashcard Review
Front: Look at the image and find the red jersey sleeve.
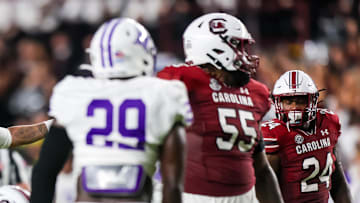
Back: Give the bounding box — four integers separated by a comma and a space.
157, 66, 182, 80
261, 120, 282, 154
257, 83, 271, 119
332, 112, 341, 143
318, 109, 341, 144
247, 79, 272, 120
157, 65, 209, 94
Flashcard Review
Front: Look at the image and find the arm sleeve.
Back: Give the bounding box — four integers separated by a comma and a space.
157, 65, 196, 94
149, 80, 193, 146
48, 77, 77, 126
334, 113, 341, 143
160, 80, 193, 129
260, 90, 272, 120
168, 81, 193, 127
30, 126, 72, 203
0, 127, 11, 148
157, 67, 182, 80
261, 124, 280, 154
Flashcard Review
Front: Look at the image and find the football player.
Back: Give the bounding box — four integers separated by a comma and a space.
157, 13, 283, 203
0, 119, 53, 148
30, 18, 192, 203
261, 70, 352, 203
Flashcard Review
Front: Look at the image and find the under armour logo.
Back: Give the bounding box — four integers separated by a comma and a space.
320, 129, 329, 136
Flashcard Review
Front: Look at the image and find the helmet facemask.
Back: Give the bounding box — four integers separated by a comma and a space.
220, 35, 259, 75
273, 93, 319, 127
272, 70, 319, 128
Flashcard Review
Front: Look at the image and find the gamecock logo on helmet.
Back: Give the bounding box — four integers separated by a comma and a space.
209, 19, 228, 34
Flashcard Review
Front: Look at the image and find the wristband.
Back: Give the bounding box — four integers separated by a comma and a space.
43, 119, 54, 131
0, 127, 12, 148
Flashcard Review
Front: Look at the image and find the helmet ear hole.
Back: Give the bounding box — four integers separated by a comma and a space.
212, 49, 224, 54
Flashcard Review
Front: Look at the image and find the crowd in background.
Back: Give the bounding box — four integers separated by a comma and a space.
0, 0, 359, 202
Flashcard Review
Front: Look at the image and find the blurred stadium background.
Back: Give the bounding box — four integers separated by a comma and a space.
0, 0, 359, 202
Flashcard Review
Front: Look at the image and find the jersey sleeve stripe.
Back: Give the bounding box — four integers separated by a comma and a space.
265, 145, 279, 148
264, 138, 277, 141
264, 141, 278, 146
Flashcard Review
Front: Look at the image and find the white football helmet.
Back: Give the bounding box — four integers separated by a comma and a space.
0, 185, 30, 203
272, 70, 319, 127
86, 18, 157, 78
183, 13, 259, 74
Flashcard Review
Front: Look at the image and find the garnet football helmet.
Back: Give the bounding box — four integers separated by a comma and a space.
86, 18, 157, 79
183, 13, 259, 74
0, 185, 30, 203
272, 70, 319, 127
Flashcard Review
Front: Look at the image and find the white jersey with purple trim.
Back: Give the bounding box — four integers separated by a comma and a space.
49, 75, 192, 178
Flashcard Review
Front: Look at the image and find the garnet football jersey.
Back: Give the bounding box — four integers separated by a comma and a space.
261, 109, 341, 203
49, 75, 192, 181
158, 64, 271, 196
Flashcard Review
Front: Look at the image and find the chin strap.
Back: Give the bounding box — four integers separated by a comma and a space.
286, 122, 291, 132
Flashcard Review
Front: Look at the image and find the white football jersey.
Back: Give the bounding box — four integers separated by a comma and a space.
49, 75, 192, 178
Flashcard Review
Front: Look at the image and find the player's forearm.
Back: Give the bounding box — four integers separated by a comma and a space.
330, 175, 352, 203
254, 151, 284, 203
161, 124, 185, 203
255, 165, 284, 203
30, 126, 72, 203
162, 185, 182, 203
31, 156, 58, 203
7, 119, 53, 148
330, 165, 352, 202
330, 148, 353, 203
331, 185, 352, 203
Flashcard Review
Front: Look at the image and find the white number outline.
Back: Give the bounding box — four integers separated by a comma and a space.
261, 120, 281, 130
216, 108, 257, 152
301, 152, 334, 193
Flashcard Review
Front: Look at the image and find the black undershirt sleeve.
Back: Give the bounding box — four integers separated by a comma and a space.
30, 125, 73, 203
